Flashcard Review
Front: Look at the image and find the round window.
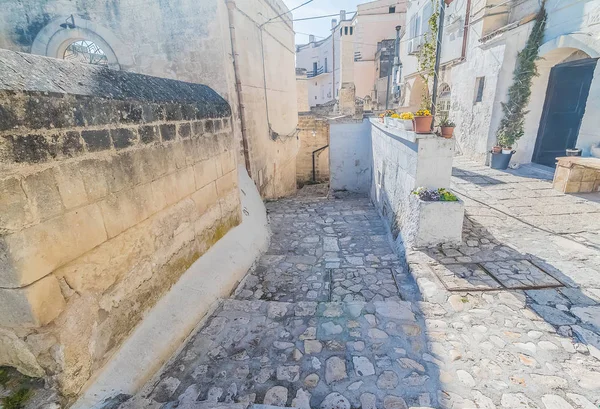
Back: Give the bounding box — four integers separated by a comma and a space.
63, 40, 108, 66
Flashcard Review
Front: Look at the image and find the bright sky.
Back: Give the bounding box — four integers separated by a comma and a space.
282, 0, 363, 45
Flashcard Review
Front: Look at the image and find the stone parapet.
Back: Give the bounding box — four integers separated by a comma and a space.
0, 50, 240, 400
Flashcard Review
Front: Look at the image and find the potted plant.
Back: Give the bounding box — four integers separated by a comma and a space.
378, 113, 385, 123
391, 112, 401, 128
408, 187, 465, 247
413, 109, 433, 134
399, 112, 414, 131
439, 115, 455, 138
491, 145, 502, 154
492, 3, 546, 170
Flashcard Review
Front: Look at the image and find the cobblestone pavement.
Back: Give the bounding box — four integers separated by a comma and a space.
126, 159, 600, 409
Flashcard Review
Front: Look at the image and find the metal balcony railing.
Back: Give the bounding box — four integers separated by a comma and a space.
307, 66, 325, 78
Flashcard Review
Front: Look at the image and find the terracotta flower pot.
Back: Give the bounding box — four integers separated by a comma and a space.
413, 116, 433, 134
441, 126, 454, 139
492, 146, 502, 154
444, 0, 453, 5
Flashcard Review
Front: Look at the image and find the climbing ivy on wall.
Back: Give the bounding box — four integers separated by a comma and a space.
495, 3, 547, 148
418, 0, 439, 109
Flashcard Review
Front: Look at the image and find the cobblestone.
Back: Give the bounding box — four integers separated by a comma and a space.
126, 160, 600, 409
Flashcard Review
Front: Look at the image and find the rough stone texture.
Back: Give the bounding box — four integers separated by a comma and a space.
0, 50, 241, 401
296, 115, 329, 185
133, 193, 438, 409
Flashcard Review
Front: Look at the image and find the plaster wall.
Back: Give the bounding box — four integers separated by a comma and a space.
329, 119, 372, 193
0, 51, 240, 401
296, 74, 310, 113
369, 120, 455, 248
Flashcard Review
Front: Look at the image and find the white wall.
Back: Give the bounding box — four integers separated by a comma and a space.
329, 119, 373, 193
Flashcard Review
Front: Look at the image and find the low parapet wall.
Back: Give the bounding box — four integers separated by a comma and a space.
0, 50, 241, 400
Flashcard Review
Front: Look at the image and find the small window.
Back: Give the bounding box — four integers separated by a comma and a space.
324, 58, 328, 73
350, 27, 354, 35
345, 27, 348, 35
474, 77, 485, 103
340, 28, 343, 36
389, 6, 396, 13
315, 96, 317, 100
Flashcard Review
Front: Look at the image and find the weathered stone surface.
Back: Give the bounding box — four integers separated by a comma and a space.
0, 327, 45, 377
320, 393, 350, 409
325, 356, 347, 384
263, 386, 288, 406
352, 356, 375, 376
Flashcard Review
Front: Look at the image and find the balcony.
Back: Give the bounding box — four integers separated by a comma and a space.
307, 66, 326, 78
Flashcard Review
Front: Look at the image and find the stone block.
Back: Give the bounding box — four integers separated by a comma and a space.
0, 328, 45, 377
565, 181, 581, 193
54, 164, 88, 209
216, 170, 238, 196
191, 182, 218, 215
0, 274, 66, 327
194, 159, 219, 189
580, 181, 594, 193
0, 203, 107, 287
99, 183, 163, 238
139, 125, 159, 144
160, 124, 176, 141
21, 168, 65, 223
151, 167, 197, 209
79, 158, 110, 201
82, 130, 111, 152
569, 166, 585, 182
218, 150, 237, 177
403, 195, 464, 248
178, 123, 192, 139
582, 168, 597, 182
111, 128, 138, 150
0, 176, 34, 232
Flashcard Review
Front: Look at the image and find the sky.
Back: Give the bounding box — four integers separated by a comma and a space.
282, 0, 364, 45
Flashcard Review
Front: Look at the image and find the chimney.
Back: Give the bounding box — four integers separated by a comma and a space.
340, 10, 346, 21
309, 34, 315, 43
331, 18, 337, 29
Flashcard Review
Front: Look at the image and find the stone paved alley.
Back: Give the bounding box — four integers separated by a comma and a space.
124, 158, 600, 409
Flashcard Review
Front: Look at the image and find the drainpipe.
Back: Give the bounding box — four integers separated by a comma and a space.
226, 0, 252, 175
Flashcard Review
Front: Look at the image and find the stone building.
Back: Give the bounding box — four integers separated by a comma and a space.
0, 0, 299, 198
295, 1, 406, 110
399, 0, 600, 166
0, 50, 242, 401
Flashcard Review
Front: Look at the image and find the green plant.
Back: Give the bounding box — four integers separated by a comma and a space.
412, 187, 458, 201
2, 388, 32, 409
418, 0, 439, 109
495, 3, 547, 148
0, 368, 10, 387
439, 114, 455, 127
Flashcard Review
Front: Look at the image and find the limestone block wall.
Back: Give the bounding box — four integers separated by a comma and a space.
296, 115, 330, 185
0, 50, 241, 399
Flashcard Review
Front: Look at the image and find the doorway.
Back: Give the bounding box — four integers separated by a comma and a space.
532, 58, 597, 167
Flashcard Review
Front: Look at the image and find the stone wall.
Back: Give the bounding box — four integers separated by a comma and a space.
0, 50, 241, 400
296, 115, 330, 185
0, 0, 298, 200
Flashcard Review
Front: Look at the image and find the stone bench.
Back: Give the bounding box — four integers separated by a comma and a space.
553, 157, 600, 193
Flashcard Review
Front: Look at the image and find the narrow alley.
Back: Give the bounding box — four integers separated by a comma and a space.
125, 159, 600, 409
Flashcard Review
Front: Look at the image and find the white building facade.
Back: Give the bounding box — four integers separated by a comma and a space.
399, 0, 600, 166
296, 1, 406, 109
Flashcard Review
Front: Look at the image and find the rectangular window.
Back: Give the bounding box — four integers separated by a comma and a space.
340, 28, 343, 36
324, 58, 328, 73
345, 27, 348, 35
313, 62, 318, 76
474, 77, 485, 103
389, 6, 396, 13
350, 27, 354, 35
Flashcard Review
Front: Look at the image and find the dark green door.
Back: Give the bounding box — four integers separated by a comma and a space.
532, 58, 597, 167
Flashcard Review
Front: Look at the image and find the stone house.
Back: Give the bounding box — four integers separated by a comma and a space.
0, 0, 299, 198
295, 1, 406, 110
399, 0, 600, 167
